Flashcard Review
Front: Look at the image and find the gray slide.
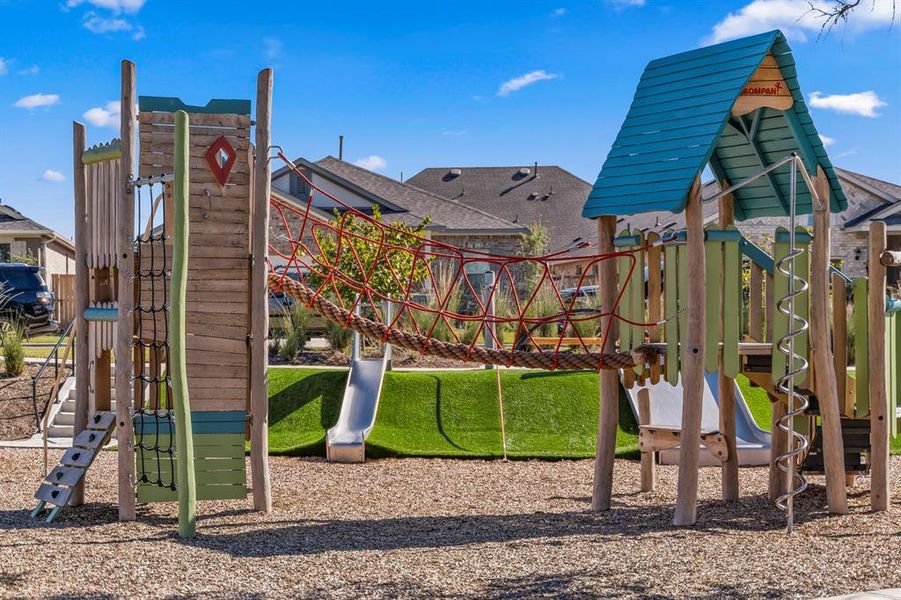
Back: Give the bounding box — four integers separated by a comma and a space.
623, 371, 771, 466
326, 309, 392, 463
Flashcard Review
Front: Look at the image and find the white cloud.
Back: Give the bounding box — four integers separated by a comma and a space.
552, 8, 567, 17
83, 101, 121, 127
83, 11, 131, 33
605, 0, 646, 8
0, 58, 7, 75
353, 155, 388, 171
809, 91, 887, 117
442, 130, 468, 137
132, 26, 145, 41
13, 93, 60, 109
66, 0, 145, 13
497, 70, 560, 97
818, 134, 836, 146
18, 65, 39, 75
706, 0, 896, 44
263, 37, 283, 60
41, 170, 66, 183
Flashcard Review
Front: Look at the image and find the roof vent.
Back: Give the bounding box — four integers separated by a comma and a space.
448, 168, 462, 177
518, 167, 531, 177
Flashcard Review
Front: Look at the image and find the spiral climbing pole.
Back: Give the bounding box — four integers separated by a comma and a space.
774, 157, 810, 533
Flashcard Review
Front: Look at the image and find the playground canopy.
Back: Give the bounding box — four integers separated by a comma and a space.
582, 30, 848, 220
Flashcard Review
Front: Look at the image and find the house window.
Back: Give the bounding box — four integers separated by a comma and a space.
0, 244, 9, 263
289, 173, 312, 199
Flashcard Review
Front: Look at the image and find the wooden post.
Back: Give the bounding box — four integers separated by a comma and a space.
71, 121, 89, 507
831, 273, 850, 416
591, 215, 618, 511
250, 68, 273, 513
674, 176, 705, 526
637, 388, 655, 492
116, 59, 137, 521
868, 220, 890, 511
810, 167, 849, 514
171, 110, 197, 537
769, 394, 788, 500
718, 191, 739, 502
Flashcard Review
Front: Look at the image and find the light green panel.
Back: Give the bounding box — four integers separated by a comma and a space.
770, 227, 810, 385
887, 313, 899, 438
704, 233, 721, 373
722, 227, 741, 378
678, 245, 688, 376
853, 278, 869, 416
631, 231, 645, 376
616, 230, 634, 352
664, 240, 679, 385
138, 484, 246, 503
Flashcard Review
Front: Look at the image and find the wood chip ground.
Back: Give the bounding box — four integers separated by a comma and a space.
0, 449, 898, 598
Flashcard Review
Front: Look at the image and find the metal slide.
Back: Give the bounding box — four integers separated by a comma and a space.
326, 309, 391, 463
624, 371, 771, 466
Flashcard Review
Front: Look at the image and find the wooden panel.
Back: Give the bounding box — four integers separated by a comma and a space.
140, 111, 251, 128
722, 229, 741, 378
646, 232, 662, 384
664, 239, 679, 385
852, 278, 869, 416
704, 232, 721, 373
832, 274, 851, 417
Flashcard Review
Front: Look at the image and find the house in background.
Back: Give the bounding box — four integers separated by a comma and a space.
0, 203, 75, 285
270, 156, 528, 270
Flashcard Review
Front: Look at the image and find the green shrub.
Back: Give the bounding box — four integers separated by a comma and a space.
2, 322, 26, 377
279, 302, 312, 361
325, 319, 353, 354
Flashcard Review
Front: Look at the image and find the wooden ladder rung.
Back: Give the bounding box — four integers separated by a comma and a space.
73, 429, 110, 451
45, 465, 86, 488
34, 483, 73, 508
87, 412, 116, 431
61, 447, 96, 469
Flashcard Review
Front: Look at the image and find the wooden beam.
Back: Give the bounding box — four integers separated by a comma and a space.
674, 176, 705, 526
831, 273, 851, 416
637, 388, 655, 492
116, 59, 137, 522
718, 189, 739, 502
868, 220, 890, 511
769, 394, 788, 500
639, 427, 729, 461
250, 68, 273, 513
71, 121, 89, 507
591, 215, 618, 512
729, 117, 789, 215
810, 166, 849, 514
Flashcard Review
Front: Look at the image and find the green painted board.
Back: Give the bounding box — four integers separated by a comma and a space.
704, 234, 721, 373
135, 432, 245, 451
723, 228, 741, 378
141, 468, 246, 486
138, 483, 246, 503
631, 232, 645, 375
853, 278, 869, 416
794, 227, 810, 383
664, 241, 679, 385
887, 313, 899, 438
678, 244, 688, 378
616, 230, 633, 352
140, 456, 245, 473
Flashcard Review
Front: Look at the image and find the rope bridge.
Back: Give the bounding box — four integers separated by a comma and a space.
267, 152, 659, 372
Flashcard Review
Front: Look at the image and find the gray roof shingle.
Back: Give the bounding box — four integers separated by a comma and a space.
407, 165, 596, 252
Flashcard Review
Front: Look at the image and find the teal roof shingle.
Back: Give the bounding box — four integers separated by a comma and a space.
582, 30, 848, 221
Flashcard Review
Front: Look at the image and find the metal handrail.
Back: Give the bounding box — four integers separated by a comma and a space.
31, 320, 76, 431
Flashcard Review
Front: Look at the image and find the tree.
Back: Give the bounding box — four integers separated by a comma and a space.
305, 205, 433, 307
808, 0, 896, 37
517, 221, 550, 288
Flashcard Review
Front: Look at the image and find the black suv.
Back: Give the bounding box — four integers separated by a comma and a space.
0, 263, 56, 334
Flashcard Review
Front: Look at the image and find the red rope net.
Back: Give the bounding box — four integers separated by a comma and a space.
267, 152, 651, 371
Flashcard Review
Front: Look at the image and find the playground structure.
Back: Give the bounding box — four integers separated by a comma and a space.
30, 29, 898, 535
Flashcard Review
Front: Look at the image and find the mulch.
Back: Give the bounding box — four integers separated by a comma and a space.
0, 364, 71, 441
1, 448, 899, 598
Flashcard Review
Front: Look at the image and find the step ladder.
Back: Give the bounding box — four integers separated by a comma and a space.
31, 412, 116, 523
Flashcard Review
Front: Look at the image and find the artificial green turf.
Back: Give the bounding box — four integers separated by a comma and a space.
267, 367, 900, 458
267, 367, 639, 459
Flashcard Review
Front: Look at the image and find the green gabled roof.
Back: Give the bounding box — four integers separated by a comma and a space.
582, 30, 847, 221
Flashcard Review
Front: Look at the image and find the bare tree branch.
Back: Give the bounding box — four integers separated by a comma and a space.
806, 0, 896, 39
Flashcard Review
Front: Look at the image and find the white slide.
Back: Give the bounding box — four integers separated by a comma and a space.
623, 371, 771, 466
326, 310, 392, 463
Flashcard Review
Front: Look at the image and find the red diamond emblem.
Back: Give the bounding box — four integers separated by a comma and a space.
204, 136, 236, 186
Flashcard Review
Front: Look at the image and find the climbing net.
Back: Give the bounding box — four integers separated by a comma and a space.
268, 152, 656, 371
132, 176, 176, 490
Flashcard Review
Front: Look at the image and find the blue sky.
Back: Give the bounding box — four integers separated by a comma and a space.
1, 0, 899, 238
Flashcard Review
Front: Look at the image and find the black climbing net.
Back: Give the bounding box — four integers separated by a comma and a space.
132, 177, 176, 491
